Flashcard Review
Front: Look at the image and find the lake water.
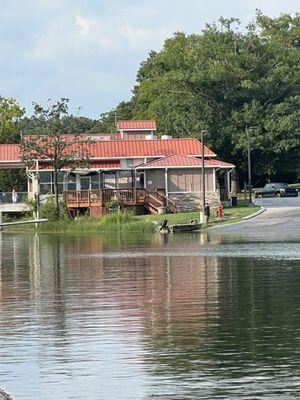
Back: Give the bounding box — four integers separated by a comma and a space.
0, 231, 299, 399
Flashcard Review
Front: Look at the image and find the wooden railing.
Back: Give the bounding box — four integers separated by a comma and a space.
64, 189, 146, 208
64, 188, 177, 214
155, 190, 177, 213
144, 191, 177, 214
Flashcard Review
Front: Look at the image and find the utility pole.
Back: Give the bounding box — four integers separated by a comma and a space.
200, 129, 206, 222
246, 127, 253, 205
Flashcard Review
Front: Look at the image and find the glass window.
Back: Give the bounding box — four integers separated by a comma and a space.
57, 172, 66, 183
40, 184, 53, 195
39, 171, 52, 183
91, 174, 100, 189
118, 171, 133, 189
103, 172, 116, 189
67, 174, 76, 191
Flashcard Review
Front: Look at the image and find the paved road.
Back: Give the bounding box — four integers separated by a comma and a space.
212, 197, 300, 241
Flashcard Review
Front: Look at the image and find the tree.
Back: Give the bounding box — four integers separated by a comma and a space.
20, 98, 90, 217
0, 96, 24, 143
117, 12, 300, 185
89, 101, 134, 133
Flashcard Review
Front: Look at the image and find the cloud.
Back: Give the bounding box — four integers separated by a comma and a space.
0, 0, 299, 118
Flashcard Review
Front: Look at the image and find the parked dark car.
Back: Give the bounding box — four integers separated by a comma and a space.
254, 183, 298, 198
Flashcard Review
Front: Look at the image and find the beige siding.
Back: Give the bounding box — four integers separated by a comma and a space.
123, 131, 149, 140
168, 168, 213, 192
145, 170, 165, 191
143, 168, 214, 193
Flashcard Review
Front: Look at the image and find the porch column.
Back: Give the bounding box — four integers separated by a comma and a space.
76, 174, 80, 191
165, 168, 168, 197
226, 170, 231, 199
212, 168, 216, 191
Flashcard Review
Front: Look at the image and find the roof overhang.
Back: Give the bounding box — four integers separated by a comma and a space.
136, 165, 235, 170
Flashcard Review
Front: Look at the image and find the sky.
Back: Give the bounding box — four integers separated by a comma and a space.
0, 0, 299, 119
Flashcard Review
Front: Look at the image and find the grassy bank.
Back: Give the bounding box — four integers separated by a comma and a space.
4, 200, 260, 234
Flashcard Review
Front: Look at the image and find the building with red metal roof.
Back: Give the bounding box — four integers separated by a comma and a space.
117, 120, 157, 131
0, 119, 235, 212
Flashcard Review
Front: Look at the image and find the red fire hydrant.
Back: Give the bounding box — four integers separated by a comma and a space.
217, 203, 223, 218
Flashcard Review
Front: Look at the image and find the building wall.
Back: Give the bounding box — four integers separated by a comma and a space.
169, 192, 220, 211
168, 168, 213, 192
145, 170, 165, 191
145, 168, 214, 193
123, 131, 153, 140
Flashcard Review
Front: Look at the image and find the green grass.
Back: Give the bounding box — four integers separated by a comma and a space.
3, 200, 260, 233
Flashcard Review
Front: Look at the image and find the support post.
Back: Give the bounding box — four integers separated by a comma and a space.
165, 168, 169, 209
200, 130, 206, 223
246, 127, 253, 205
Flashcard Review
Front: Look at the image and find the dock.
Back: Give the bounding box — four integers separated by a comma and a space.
0, 218, 48, 229
170, 223, 201, 233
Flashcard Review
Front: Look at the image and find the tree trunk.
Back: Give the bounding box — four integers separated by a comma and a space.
231, 169, 238, 195
53, 167, 60, 218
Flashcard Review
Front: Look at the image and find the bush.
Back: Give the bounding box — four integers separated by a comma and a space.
101, 210, 134, 224
39, 196, 69, 221
106, 199, 122, 210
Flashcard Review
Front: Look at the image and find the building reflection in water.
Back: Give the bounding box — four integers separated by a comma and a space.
0, 231, 299, 399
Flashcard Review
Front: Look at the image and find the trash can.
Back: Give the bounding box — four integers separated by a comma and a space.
231, 196, 238, 207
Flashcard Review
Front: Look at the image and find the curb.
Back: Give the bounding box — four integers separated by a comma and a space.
241, 206, 266, 220
205, 205, 266, 230
0, 387, 15, 400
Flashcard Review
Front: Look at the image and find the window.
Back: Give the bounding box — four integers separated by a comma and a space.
118, 171, 133, 189
66, 174, 76, 191
91, 173, 100, 189
103, 172, 116, 189
39, 171, 68, 194
39, 172, 53, 195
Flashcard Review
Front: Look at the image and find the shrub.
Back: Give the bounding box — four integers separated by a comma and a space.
101, 209, 134, 224
40, 196, 69, 221
106, 199, 122, 210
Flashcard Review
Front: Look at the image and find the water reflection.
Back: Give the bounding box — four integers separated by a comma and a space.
0, 232, 299, 399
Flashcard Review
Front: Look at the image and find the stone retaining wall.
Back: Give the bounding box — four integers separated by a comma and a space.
169, 191, 221, 212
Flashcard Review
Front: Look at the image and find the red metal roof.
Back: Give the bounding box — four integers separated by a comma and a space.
136, 153, 235, 169
117, 120, 157, 131
30, 160, 121, 171
0, 138, 216, 163
0, 144, 21, 161
89, 138, 215, 158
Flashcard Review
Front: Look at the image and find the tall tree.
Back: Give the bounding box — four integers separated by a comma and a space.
20, 98, 90, 217
0, 96, 24, 143
126, 12, 300, 184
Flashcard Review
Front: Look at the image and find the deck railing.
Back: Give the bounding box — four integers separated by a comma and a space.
64, 189, 146, 208
0, 192, 28, 204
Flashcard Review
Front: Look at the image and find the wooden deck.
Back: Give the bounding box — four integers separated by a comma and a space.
65, 189, 147, 208
64, 189, 177, 215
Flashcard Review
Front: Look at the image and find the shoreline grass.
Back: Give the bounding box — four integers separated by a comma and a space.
2, 200, 260, 234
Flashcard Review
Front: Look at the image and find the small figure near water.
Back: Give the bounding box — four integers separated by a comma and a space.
217, 203, 223, 219
204, 203, 210, 224
11, 189, 18, 204
159, 219, 170, 234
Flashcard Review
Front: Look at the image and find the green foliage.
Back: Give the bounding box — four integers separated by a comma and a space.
89, 101, 134, 133
0, 96, 24, 143
101, 210, 134, 224
106, 12, 300, 184
20, 98, 91, 216
39, 196, 69, 221
0, 169, 27, 192
106, 199, 122, 210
